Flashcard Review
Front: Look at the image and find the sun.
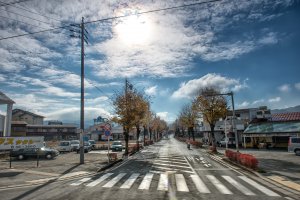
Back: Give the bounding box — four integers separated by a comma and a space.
115, 15, 153, 45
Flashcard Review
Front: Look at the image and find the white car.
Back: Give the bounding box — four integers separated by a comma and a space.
57, 141, 72, 153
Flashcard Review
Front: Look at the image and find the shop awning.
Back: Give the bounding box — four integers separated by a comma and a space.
244, 121, 300, 135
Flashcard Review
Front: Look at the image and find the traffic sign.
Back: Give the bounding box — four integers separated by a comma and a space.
104, 130, 111, 136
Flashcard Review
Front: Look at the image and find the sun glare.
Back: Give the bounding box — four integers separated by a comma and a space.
115, 15, 152, 45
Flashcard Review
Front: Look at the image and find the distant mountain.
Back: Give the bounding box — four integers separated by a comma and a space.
272, 105, 300, 114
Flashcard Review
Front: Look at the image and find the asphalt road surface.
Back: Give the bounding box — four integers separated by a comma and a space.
1, 136, 292, 200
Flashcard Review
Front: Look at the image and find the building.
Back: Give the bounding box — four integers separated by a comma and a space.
0, 91, 15, 136
243, 112, 300, 149
0, 114, 5, 136
12, 109, 44, 125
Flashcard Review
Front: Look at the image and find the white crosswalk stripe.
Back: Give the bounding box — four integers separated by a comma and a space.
190, 175, 210, 193
238, 176, 280, 197
157, 173, 168, 191
175, 174, 189, 192
138, 173, 154, 190
120, 173, 140, 189
103, 173, 126, 188
222, 176, 255, 196
86, 173, 113, 187
70, 172, 280, 197
206, 175, 232, 194
70, 177, 91, 186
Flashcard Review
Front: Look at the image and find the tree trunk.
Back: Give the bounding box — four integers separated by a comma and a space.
210, 124, 217, 153
143, 125, 146, 146
123, 126, 130, 156
149, 128, 152, 141
191, 127, 195, 141
188, 127, 191, 140
136, 125, 140, 151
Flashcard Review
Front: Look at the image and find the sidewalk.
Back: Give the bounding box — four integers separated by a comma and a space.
0, 150, 123, 188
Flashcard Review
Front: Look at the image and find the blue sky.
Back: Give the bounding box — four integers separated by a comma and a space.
0, 0, 300, 126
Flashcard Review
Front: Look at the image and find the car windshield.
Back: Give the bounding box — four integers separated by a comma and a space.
113, 142, 121, 145
89, 141, 95, 144
71, 141, 79, 144
60, 142, 70, 146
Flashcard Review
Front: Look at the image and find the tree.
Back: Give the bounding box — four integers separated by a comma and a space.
193, 88, 228, 152
179, 103, 197, 141
112, 79, 149, 155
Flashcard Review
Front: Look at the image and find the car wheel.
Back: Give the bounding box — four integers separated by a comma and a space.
295, 149, 300, 156
45, 153, 53, 159
18, 154, 25, 160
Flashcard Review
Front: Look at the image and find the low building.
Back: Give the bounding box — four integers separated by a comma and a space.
0, 114, 5, 136
243, 112, 300, 149
12, 109, 44, 125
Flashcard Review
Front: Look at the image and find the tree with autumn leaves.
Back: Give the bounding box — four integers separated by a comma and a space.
112, 79, 167, 155
176, 87, 227, 153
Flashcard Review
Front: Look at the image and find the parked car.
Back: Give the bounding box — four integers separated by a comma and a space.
11, 147, 59, 160
77, 142, 92, 153
70, 140, 80, 151
219, 137, 236, 147
111, 141, 123, 152
57, 141, 72, 153
288, 137, 300, 156
88, 140, 96, 150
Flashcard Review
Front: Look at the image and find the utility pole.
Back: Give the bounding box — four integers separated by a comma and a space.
70, 17, 89, 164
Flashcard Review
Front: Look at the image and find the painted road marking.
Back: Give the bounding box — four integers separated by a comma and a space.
222, 176, 255, 196
206, 175, 232, 194
70, 177, 91, 186
103, 173, 126, 188
86, 173, 113, 187
190, 175, 210, 193
153, 162, 192, 169
157, 173, 168, 191
138, 173, 154, 190
175, 174, 189, 192
153, 160, 190, 166
239, 176, 280, 197
120, 173, 140, 189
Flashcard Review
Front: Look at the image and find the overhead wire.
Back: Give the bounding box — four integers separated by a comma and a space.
0, 0, 34, 7
0, 0, 222, 41
0, 15, 50, 29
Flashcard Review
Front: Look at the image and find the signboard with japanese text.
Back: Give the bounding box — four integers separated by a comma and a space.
0, 137, 44, 150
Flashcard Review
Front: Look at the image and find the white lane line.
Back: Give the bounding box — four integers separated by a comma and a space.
152, 165, 174, 171
206, 175, 232, 194
157, 173, 168, 191
153, 162, 192, 169
153, 160, 190, 166
175, 174, 189, 192
70, 177, 91, 186
222, 176, 255, 196
138, 173, 154, 190
204, 164, 210, 168
200, 157, 204, 160
190, 175, 210, 193
180, 170, 194, 174
183, 156, 197, 175
238, 176, 280, 197
86, 173, 113, 187
103, 173, 126, 188
120, 173, 140, 189
156, 158, 186, 162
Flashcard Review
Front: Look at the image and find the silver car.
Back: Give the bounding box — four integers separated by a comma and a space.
288, 137, 300, 156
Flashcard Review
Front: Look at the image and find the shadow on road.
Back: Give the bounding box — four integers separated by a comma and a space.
11, 163, 82, 200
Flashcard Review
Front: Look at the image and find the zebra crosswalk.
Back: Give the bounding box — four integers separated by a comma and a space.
69, 172, 281, 197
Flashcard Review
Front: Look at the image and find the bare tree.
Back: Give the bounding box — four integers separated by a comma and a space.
179, 103, 197, 141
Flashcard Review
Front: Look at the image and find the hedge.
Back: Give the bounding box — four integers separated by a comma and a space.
225, 149, 258, 170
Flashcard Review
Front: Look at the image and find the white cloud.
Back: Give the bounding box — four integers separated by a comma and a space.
145, 86, 157, 96
171, 73, 247, 99
268, 97, 281, 103
238, 101, 250, 108
0, 74, 6, 82
278, 84, 291, 92
295, 83, 300, 90
86, 96, 109, 104
156, 112, 168, 122
252, 99, 264, 105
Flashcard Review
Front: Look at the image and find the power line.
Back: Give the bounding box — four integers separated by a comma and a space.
0, 0, 64, 24
0, 15, 49, 29
0, 0, 33, 7
0, 0, 222, 41
1, 7, 55, 27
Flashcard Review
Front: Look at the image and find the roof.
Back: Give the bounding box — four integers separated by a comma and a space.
27, 124, 77, 128
244, 121, 300, 134
0, 91, 15, 104
271, 112, 300, 122
12, 109, 45, 118
11, 121, 28, 125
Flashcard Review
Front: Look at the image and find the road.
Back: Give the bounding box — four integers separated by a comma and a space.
0, 136, 292, 200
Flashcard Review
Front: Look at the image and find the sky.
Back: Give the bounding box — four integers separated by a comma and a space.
0, 0, 300, 126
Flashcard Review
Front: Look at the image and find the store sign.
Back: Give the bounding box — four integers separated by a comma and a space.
0, 137, 44, 150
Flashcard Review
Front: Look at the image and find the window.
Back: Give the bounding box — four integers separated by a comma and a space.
291, 138, 300, 143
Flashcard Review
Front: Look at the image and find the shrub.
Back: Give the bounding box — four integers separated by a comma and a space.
225, 150, 258, 170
